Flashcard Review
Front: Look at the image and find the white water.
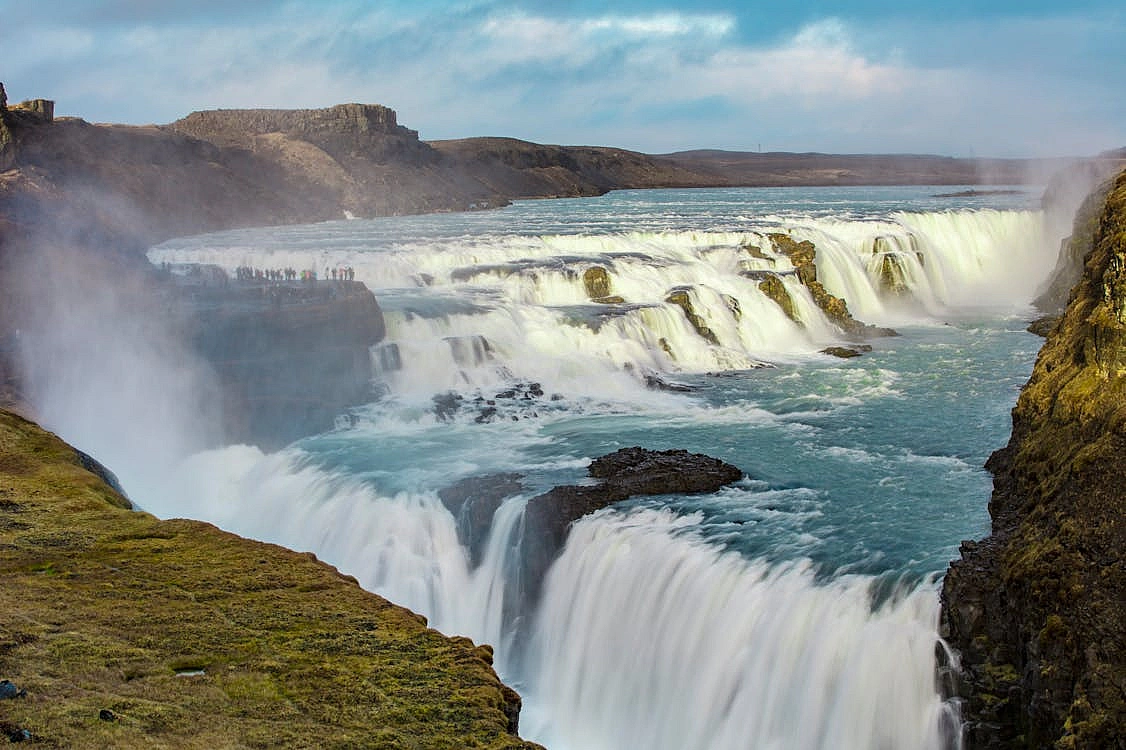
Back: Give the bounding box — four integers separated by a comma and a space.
526, 510, 956, 750
146, 445, 958, 750
26, 188, 1060, 750
151, 207, 1051, 399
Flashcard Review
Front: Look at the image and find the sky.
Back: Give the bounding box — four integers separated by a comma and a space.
2, 0, 1124, 157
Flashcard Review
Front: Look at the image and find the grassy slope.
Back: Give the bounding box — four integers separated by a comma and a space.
0, 409, 540, 749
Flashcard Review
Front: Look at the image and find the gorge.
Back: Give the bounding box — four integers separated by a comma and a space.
1, 88, 1124, 749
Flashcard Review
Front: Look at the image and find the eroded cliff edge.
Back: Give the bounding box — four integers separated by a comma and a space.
941, 169, 1126, 749
0, 408, 541, 749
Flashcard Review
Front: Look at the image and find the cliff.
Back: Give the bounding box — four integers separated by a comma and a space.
0, 408, 541, 748
166, 273, 386, 449
940, 169, 1126, 748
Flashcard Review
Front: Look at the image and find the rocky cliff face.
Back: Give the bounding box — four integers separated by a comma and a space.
941, 169, 1126, 749
167, 275, 386, 449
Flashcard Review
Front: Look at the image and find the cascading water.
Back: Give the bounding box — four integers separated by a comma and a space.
525, 510, 958, 750
31, 186, 1057, 750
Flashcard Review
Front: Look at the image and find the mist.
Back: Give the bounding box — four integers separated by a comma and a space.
11, 229, 222, 504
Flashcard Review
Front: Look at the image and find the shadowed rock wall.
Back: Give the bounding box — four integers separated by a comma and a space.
941, 169, 1126, 749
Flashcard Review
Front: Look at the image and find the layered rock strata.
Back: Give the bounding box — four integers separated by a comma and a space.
941, 169, 1126, 749
0, 409, 541, 749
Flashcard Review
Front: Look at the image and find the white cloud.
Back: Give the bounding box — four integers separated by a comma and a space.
2, 4, 1122, 156
581, 13, 735, 38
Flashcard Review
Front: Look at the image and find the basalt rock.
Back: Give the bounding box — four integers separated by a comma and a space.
439, 473, 525, 567
820, 345, 872, 358
1026, 315, 1060, 338
583, 266, 613, 300
758, 273, 801, 324
519, 447, 743, 607
940, 168, 1126, 749
876, 252, 911, 296
168, 275, 385, 450
1034, 175, 1117, 316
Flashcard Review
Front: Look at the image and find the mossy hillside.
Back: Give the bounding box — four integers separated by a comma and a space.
0, 409, 540, 749
941, 169, 1126, 749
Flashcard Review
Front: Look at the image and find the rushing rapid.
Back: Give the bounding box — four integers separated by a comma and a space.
46, 186, 1056, 749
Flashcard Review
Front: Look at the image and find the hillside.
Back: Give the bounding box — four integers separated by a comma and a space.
0, 409, 541, 748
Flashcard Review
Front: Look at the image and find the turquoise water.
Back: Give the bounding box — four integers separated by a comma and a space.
143, 185, 1053, 750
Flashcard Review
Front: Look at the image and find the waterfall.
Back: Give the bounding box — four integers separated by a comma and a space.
146, 447, 960, 750
77, 194, 1047, 750
525, 509, 957, 750
150, 209, 1048, 397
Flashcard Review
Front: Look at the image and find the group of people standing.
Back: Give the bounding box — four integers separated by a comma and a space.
232, 266, 356, 282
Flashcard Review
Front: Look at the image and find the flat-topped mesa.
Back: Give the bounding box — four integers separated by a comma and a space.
174, 103, 406, 139
170, 103, 422, 157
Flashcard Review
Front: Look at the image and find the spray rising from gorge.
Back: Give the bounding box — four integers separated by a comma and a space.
13, 185, 1027, 749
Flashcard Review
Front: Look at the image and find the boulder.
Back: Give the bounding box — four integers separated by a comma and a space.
758, 273, 800, 324
583, 266, 613, 300
666, 287, 720, 345
820, 345, 872, 358
520, 447, 743, 607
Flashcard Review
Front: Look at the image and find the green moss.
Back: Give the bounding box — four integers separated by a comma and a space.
0, 409, 540, 749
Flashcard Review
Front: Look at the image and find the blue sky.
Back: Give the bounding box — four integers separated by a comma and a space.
2, 0, 1123, 157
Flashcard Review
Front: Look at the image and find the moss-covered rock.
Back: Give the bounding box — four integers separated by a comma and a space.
740, 241, 775, 266
875, 251, 910, 296
1034, 178, 1117, 315
766, 233, 894, 339
941, 168, 1126, 749
583, 266, 612, 300
665, 287, 720, 345
0, 409, 541, 749
757, 273, 801, 325
767, 233, 818, 286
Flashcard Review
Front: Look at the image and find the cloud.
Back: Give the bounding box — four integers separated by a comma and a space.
1, 3, 1122, 156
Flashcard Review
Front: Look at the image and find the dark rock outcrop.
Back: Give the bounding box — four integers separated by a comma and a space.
439, 473, 525, 567
941, 169, 1126, 749
820, 344, 872, 358
519, 447, 743, 606
169, 276, 386, 449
